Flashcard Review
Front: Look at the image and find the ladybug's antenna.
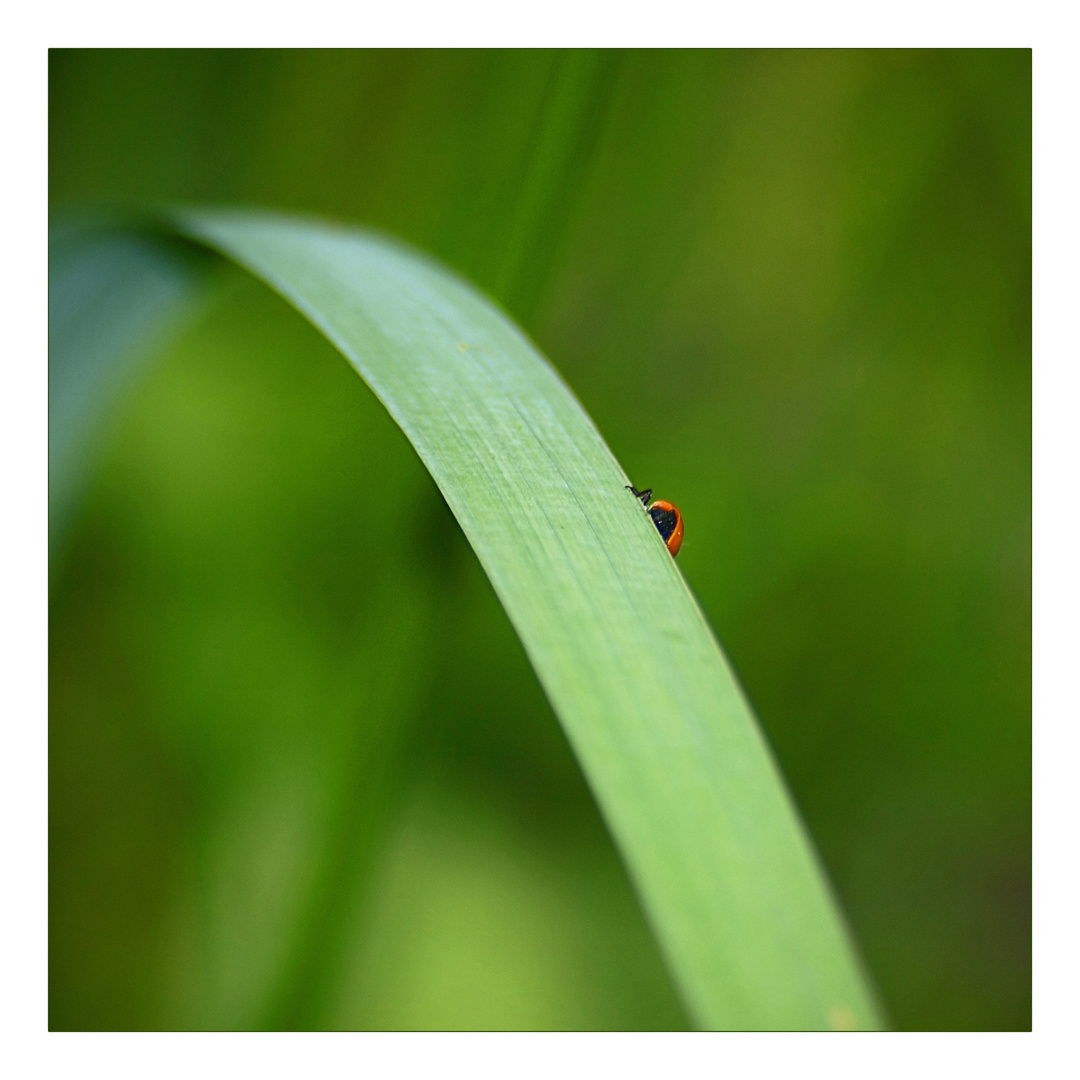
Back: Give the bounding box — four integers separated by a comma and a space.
625, 485, 652, 507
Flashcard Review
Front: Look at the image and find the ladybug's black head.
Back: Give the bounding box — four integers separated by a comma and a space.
648, 504, 679, 543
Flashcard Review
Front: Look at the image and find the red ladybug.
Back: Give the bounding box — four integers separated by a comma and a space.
626, 485, 684, 557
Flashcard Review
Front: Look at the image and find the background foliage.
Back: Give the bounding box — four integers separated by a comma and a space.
49, 49, 1030, 1030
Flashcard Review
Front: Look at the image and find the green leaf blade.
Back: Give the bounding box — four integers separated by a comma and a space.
161, 208, 882, 1030
48, 222, 208, 546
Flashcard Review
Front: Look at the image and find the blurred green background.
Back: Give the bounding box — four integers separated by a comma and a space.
48, 49, 1030, 1030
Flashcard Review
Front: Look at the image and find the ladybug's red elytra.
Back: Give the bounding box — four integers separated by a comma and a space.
626, 485, 684, 557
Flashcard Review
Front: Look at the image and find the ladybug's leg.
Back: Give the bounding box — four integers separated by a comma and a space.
625, 485, 652, 507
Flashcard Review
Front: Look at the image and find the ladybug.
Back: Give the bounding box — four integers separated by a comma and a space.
626, 485, 684, 557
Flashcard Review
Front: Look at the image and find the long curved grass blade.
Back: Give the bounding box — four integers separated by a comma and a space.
50, 208, 883, 1029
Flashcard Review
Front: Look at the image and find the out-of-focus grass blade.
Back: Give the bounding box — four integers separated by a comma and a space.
50, 209, 884, 1029
48, 222, 209, 551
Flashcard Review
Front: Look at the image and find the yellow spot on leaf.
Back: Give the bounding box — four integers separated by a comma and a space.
828, 1005, 857, 1031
